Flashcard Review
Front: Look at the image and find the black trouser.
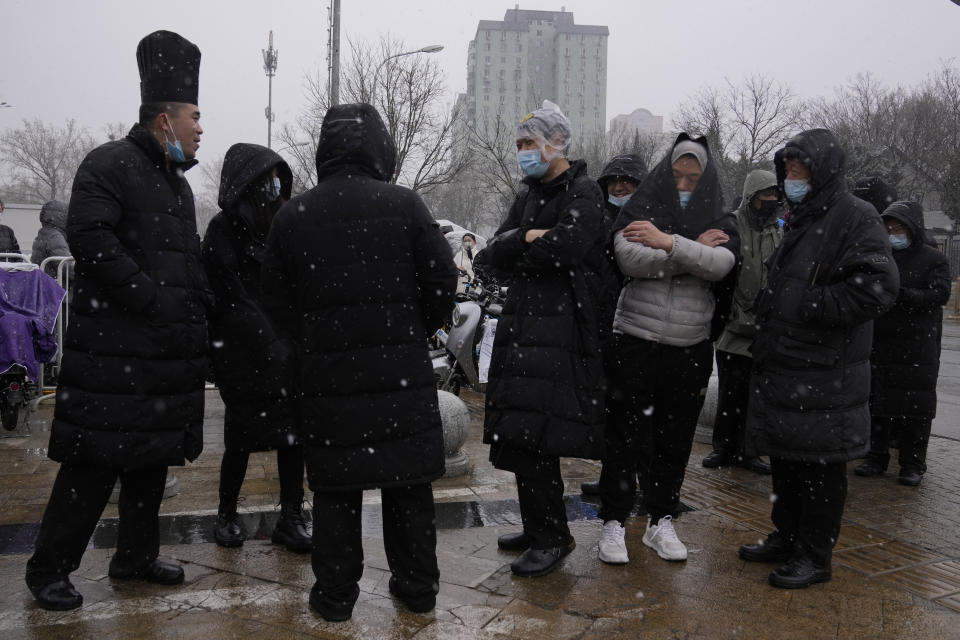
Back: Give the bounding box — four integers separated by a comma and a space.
515, 456, 573, 549
600, 334, 713, 523
712, 350, 754, 457
311, 483, 440, 614
26, 462, 167, 590
770, 458, 847, 565
866, 416, 932, 473
218, 445, 305, 511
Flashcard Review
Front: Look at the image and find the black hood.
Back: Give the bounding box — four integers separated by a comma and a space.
39, 199, 68, 231
613, 133, 727, 240
852, 176, 898, 215
315, 103, 396, 182
597, 154, 648, 191
218, 143, 292, 210
774, 128, 846, 220
881, 200, 926, 245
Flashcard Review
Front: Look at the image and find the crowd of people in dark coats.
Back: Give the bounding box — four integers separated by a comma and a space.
19, 28, 952, 621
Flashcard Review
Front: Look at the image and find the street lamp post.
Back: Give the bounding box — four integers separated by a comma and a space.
262, 31, 279, 148
370, 45, 444, 106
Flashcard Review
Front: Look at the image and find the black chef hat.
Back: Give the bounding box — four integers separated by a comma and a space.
136, 30, 201, 104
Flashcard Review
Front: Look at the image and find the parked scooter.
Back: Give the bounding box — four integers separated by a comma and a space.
431, 271, 505, 395
0, 365, 35, 430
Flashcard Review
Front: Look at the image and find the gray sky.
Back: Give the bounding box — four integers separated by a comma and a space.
2, 0, 959, 193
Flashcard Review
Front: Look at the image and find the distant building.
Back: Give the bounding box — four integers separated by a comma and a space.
462, 7, 609, 142
610, 108, 664, 137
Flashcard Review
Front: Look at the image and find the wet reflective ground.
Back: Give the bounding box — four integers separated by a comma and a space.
0, 318, 957, 637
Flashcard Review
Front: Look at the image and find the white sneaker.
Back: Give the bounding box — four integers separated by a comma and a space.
642, 515, 687, 561
598, 520, 628, 564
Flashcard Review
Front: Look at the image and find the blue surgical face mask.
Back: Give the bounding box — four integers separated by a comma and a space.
889, 234, 911, 250
678, 191, 692, 209
784, 179, 810, 203
265, 176, 282, 201
161, 115, 186, 163
517, 149, 550, 178
608, 193, 632, 208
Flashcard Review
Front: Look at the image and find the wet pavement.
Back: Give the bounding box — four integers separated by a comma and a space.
0, 317, 958, 638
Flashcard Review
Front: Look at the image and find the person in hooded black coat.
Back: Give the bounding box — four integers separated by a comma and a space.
580, 153, 647, 499
741, 129, 899, 589
201, 143, 310, 552
481, 101, 607, 578
0, 198, 22, 254
26, 30, 210, 611
262, 103, 456, 622
854, 201, 950, 485
596, 135, 739, 566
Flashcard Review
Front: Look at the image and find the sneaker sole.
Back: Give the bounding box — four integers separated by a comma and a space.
642, 535, 687, 561
598, 550, 629, 564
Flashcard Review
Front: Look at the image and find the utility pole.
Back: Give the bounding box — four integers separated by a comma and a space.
262, 31, 279, 148
327, 0, 341, 106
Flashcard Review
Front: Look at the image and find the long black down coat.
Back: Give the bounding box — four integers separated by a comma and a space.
262, 103, 457, 491
746, 129, 900, 463
482, 159, 607, 462
50, 123, 210, 469
870, 201, 951, 419
202, 143, 295, 452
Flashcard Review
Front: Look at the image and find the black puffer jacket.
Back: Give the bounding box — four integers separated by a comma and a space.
482, 159, 607, 461
746, 129, 900, 463
0, 225, 20, 254
262, 103, 457, 491
50, 123, 211, 469
870, 201, 951, 419
202, 143, 295, 452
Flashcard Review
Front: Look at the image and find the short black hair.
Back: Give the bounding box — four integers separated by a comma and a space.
138, 102, 189, 127
463, 233, 476, 241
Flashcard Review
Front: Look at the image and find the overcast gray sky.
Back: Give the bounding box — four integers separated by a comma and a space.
2, 0, 959, 192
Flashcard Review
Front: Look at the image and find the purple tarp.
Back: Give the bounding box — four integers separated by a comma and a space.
0, 268, 66, 381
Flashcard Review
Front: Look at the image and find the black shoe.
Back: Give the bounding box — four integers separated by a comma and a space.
497, 531, 532, 551
309, 584, 357, 622
272, 504, 312, 553
739, 531, 794, 563
768, 554, 831, 589
214, 512, 244, 548
108, 558, 184, 585
30, 579, 83, 611
388, 576, 436, 614
580, 480, 600, 495
702, 450, 730, 468
854, 459, 887, 477
738, 457, 772, 475
898, 468, 923, 486
510, 540, 575, 577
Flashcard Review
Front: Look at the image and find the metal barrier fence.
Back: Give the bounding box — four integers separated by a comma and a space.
938, 236, 960, 280
37, 256, 74, 397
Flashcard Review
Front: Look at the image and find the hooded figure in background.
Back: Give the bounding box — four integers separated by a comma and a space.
855, 201, 950, 485
706, 170, 784, 475
26, 30, 209, 611
481, 100, 607, 579
31, 200, 71, 275
262, 103, 456, 622
741, 129, 899, 589
595, 134, 738, 567
201, 143, 310, 553
852, 176, 898, 217
579, 153, 647, 498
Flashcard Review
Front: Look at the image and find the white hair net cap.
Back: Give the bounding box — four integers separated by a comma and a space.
516, 100, 572, 153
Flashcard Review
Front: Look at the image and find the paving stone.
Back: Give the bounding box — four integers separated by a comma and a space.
881, 560, 960, 599
482, 599, 593, 639
834, 541, 949, 576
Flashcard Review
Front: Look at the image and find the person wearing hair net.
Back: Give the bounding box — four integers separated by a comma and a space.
481, 101, 607, 577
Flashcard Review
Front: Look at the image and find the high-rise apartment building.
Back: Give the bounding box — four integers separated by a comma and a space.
462, 7, 609, 143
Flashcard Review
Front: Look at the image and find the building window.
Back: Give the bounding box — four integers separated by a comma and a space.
536, 29, 542, 36
485, 31, 490, 39
484, 55, 490, 63
501, 56, 506, 63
